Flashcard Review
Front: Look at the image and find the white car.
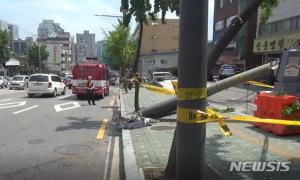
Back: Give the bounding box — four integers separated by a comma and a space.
27, 74, 66, 97
9, 75, 29, 90
0, 76, 8, 88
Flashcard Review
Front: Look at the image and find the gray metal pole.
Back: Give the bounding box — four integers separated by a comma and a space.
38, 46, 41, 73
176, 0, 208, 179
139, 62, 277, 118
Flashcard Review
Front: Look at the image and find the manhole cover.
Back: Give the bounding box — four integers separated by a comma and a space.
150, 126, 175, 131
55, 144, 92, 155
28, 139, 45, 144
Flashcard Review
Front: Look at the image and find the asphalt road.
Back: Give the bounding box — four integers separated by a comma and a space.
0, 86, 121, 180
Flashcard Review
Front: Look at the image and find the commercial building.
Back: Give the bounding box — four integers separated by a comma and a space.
0, 20, 9, 31
37, 32, 72, 73
76, 30, 96, 63
253, 0, 300, 63
13, 37, 33, 56
38, 19, 64, 38
213, 0, 260, 69
133, 19, 179, 77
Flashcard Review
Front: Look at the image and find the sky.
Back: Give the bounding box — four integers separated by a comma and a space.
0, 0, 215, 41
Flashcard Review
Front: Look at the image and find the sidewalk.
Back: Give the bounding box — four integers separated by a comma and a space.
120, 87, 300, 180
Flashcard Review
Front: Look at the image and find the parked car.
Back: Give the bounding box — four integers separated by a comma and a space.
27, 74, 66, 97
63, 75, 73, 89
218, 64, 238, 80
151, 72, 176, 81
9, 75, 29, 90
0, 76, 8, 88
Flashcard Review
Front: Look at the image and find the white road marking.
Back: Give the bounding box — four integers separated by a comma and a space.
0, 98, 12, 102
0, 101, 26, 109
58, 95, 72, 100
54, 102, 81, 112
13, 105, 39, 114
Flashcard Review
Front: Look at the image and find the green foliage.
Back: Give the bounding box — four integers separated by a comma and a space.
283, 101, 300, 117
260, 0, 280, 24
0, 30, 10, 64
121, 0, 179, 26
28, 44, 49, 66
105, 23, 137, 71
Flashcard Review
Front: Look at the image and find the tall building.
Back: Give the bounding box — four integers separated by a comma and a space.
13, 37, 33, 56
37, 32, 72, 73
38, 19, 64, 38
0, 20, 9, 31
96, 41, 104, 59
8, 24, 19, 50
133, 19, 179, 77
253, 0, 300, 63
213, 0, 260, 69
8, 24, 19, 40
76, 30, 96, 62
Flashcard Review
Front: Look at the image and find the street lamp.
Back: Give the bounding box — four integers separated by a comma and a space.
94, 14, 123, 18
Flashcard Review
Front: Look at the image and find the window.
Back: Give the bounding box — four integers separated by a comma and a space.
151, 49, 158, 52
219, 0, 224, 8
260, 23, 271, 36
277, 19, 291, 33
161, 59, 168, 65
152, 35, 158, 39
291, 17, 298, 31
51, 76, 61, 82
29, 75, 48, 82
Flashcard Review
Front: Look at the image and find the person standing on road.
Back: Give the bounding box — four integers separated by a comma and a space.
87, 76, 96, 105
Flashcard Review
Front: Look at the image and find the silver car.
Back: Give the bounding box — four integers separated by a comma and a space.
9, 75, 29, 90
0, 76, 8, 88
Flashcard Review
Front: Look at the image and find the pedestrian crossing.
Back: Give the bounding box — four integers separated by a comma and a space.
0, 98, 82, 115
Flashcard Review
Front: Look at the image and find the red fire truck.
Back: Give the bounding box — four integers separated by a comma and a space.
71, 58, 109, 99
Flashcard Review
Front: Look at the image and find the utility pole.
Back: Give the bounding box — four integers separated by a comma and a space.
38, 45, 42, 73
176, 0, 208, 179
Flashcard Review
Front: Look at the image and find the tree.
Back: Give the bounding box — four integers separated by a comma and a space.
121, 0, 180, 111
0, 30, 10, 65
105, 21, 136, 92
28, 44, 49, 72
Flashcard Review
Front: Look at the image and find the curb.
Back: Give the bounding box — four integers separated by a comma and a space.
119, 89, 145, 180
122, 129, 145, 180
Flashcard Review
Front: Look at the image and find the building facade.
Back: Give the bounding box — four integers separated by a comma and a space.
0, 20, 9, 31
76, 30, 96, 62
133, 19, 179, 75
253, 0, 300, 63
13, 37, 33, 56
213, 0, 260, 69
37, 32, 72, 73
38, 19, 64, 38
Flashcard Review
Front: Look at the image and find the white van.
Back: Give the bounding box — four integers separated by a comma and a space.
27, 74, 66, 97
151, 72, 176, 81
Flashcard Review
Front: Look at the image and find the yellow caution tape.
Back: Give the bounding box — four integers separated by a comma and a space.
177, 106, 232, 136
247, 81, 274, 88
177, 87, 207, 100
229, 116, 300, 126
141, 83, 175, 95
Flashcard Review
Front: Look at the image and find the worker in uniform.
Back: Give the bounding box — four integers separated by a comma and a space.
87, 76, 96, 105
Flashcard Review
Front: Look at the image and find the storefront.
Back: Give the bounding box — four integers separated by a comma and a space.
253, 31, 300, 64
5, 58, 20, 76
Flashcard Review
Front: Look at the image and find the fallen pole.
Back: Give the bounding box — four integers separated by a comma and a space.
139, 61, 277, 118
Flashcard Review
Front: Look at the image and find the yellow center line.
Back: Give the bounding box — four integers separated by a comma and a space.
96, 118, 109, 139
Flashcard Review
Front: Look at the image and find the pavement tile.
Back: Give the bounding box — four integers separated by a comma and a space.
122, 87, 300, 179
